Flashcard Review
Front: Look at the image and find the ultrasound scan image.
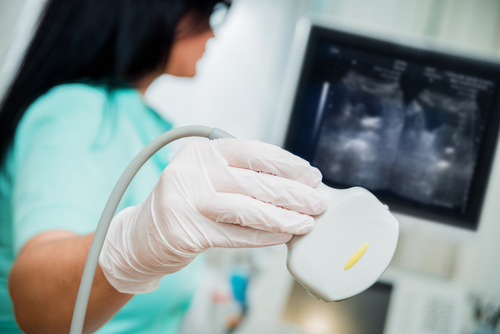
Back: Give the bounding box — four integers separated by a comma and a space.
314, 70, 405, 190
306, 40, 496, 214
390, 89, 479, 209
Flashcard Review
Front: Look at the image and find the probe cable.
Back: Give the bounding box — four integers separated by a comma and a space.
70, 126, 234, 334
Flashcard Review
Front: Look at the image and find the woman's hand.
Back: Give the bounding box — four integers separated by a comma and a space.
99, 139, 327, 294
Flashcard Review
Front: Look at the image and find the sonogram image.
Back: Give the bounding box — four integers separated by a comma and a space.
311, 58, 490, 213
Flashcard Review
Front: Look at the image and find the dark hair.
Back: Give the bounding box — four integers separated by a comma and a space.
0, 0, 230, 169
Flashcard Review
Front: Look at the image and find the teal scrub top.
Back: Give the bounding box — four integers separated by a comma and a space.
0, 83, 204, 333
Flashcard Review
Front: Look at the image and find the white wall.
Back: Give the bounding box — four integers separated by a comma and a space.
0, 0, 45, 99
0, 0, 27, 64
458, 140, 500, 297
304, 0, 500, 56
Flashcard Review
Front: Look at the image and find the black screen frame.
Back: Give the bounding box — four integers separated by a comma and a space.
284, 25, 500, 230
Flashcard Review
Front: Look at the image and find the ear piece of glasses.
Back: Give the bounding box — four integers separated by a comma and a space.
210, 3, 230, 30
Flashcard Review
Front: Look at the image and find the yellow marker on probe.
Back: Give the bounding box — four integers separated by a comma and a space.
344, 243, 369, 270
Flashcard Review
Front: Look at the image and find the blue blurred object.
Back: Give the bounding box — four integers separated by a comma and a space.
472, 325, 496, 334
230, 270, 249, 305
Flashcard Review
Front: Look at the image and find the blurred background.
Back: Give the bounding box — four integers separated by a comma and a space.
2, 0, 500, 333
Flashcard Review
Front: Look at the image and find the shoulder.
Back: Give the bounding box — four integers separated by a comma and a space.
18, 83, 111, 137
24, 83, 108, 123
14, 84, 113, 157
39, 83, 107, 102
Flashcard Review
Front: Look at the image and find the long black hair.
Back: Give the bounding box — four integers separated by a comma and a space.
0, 0, 230, 169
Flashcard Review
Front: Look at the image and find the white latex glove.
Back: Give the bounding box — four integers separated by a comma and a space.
99, 139, 326, 294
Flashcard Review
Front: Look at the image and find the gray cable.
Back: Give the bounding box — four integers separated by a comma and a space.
70, 125, 235, 334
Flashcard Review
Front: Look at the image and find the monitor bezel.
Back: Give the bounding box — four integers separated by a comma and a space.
283, 21, 500, 231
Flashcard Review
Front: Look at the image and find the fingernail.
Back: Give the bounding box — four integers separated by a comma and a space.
263, 233, 292, 245
295, 216, 314, 235
280, 233, 293, 244
314, 190, 328, 214
310, 167, 323, 187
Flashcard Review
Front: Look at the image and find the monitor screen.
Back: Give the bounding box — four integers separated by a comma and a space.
285, 26, 500, 229
282, 281, 393, 334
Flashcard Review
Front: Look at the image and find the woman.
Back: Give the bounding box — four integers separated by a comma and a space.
0, 0, 326, 333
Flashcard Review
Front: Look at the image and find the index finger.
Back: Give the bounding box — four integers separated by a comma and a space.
210, 138, 322, 187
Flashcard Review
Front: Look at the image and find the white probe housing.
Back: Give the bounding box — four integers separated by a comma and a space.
286, 182, 399, 302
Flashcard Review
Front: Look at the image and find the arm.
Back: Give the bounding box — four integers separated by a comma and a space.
8, 230, 133, 334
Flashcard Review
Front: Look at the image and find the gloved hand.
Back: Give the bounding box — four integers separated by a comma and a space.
99, 139, 327, 294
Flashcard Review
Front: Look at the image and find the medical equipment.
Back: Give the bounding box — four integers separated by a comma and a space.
277, 17, 500, 240
70, 125, 399, 333
286, 183, 398, 302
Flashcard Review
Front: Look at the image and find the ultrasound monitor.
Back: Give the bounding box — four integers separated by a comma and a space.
284, 21, 500, 230
282, 281, 393, 334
